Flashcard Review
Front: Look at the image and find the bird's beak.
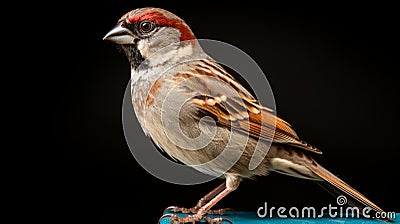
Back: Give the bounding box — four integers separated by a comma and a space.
103, 24, 137, 44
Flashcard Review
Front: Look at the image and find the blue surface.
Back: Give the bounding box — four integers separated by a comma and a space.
160, 211, 399, 223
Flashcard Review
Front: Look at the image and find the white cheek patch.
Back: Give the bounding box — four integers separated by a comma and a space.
137, 39, 152, 58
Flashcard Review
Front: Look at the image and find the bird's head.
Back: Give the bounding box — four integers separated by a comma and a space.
103, 8, 196, 69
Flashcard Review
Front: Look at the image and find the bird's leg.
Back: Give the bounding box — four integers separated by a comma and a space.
163, 182, 237, 215
196, 182, 226, 209
160, 187, 233, 224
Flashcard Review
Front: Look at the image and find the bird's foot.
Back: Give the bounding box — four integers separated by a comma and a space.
164, 206, 237, 216
159, 213, 233, 224
159, 184, 235, 223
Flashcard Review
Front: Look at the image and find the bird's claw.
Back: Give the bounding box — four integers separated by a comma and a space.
163, 206, 237, 216
159, 213, 233, 224
206, 208, 238, 216
163, 205, 198, 214
204, 216, 233, 224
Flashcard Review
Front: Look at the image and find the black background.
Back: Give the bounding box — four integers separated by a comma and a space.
57, 1, 399, 222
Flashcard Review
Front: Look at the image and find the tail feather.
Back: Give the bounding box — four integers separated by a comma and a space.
269, 147, 388, 220
315, 181, 377, 216
307, 163, 389, 220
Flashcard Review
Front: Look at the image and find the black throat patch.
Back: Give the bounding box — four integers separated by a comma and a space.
120, 44, 145, 70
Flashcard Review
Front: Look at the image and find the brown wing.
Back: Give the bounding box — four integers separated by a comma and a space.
177, 59, 322, 154
192, 94, 322, 154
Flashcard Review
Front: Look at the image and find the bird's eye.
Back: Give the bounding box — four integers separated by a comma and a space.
139, 21, 155, 33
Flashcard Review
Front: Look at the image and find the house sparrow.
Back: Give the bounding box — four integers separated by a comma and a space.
103, 7, 386, 223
